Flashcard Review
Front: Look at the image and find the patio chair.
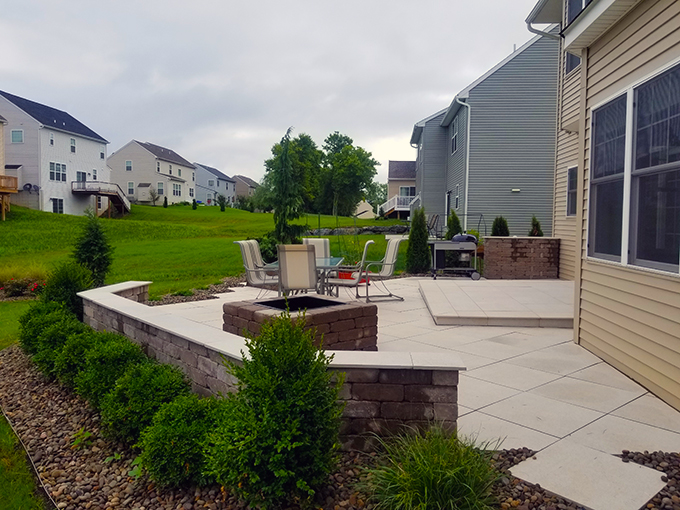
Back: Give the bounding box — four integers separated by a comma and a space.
326, 240, 374, 299
234, 240, 278, 297
363, 238, 404, 302
427, 214, 440, 238
302, 237, 330, 258
278, 244, 319, 297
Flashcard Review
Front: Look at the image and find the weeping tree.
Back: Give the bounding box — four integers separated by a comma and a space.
271, 127, 305, 244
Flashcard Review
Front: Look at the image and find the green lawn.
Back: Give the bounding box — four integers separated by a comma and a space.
0, 204, 406, 298
0, 301, 32, 351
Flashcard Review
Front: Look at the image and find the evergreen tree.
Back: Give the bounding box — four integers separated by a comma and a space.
491, 216, 510, 236
444, 210, 463, 240
528, 215, 544, 237
406, 208, 430, 274
73, 209, 113, 287
192, 199, 197, 210
271, 127, 305, 244
163, 196, 168, 208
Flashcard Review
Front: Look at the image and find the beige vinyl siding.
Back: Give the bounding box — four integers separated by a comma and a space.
577, 0, 680, 411
561, 71, 581, 130
388, 180, 416, 200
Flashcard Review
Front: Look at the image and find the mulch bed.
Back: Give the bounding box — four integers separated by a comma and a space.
1, 345, 677, 510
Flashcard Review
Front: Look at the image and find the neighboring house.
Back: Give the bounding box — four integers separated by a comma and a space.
526, 0, 680, 411
0, 90, 120, 216
354, 199, 376, 219
0, 114, 19, 221
193, 163, 236, 205
233, 174, 259, 198
380, 161, 416, 219
108, 141, 195, 205
410, 31, 560, 236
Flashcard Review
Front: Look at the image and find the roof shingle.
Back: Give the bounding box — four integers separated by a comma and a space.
194, 163, 235, 182
138, 141, 195, 168
388, 161, 416, 180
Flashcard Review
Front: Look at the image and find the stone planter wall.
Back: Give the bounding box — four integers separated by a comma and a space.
483, 237, 560, 279
80, 282, 463, 451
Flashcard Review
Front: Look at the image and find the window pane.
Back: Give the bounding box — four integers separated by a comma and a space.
590, 179, 623, 257
565, 53, 581, 74
11, 130, 23, 143
635, 169, 680, 267
567, 0, 582, 23
592, 96, 626, 179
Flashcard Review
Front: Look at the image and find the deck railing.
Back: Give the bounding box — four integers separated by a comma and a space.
71, 181, 131, 211
379, 194, 416, 214
0, 175, 18, 192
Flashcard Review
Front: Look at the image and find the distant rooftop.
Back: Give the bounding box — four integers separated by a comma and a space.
194, 163, 235, 182
0, 90, 108, 143
138, 141, 195, 168
233, 175, 259, 188
388, 161, 416, 180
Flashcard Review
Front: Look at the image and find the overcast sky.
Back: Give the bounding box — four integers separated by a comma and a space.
2, 0, 544, 184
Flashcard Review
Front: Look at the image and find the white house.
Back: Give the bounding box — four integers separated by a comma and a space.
0, 90, 121, 216
193, 163, 235, 205
108, 141, 195, 206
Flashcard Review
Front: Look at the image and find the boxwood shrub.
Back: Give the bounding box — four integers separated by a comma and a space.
139, 394, 221, 487
99, 361, 190, 444
53, 330, 105, 387
18, 301, 70, 355
74, 333, 147, 408
41, 260, 93, 321
32, 315, 88, 375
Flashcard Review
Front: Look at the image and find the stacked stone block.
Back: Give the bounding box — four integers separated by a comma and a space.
484, 237, 560, 279
223, 300, 378, 351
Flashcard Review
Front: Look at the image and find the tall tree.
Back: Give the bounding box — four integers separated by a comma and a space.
270, 127, 305, 243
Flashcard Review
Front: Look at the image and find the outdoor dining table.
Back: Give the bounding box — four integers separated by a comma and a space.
263, 256, 344, 296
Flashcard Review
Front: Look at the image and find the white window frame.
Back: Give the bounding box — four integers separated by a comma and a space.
173, 183, 181, 197
192, 172, 195, 182
586, 57, 680, 275
125, 160, 133, 172
11, 130, 23, 144
169, 164, 172, 175
178, 168, 181, 177
49, 162, 67, 182
92, 168, 98, 181
97, 196, 102, 209
51, 198, 64, 214
157, 182, 164, 195
208, 179, 215, 187
455, 184, 460, 210
50, 133, 54, 146
451, 116, 458, 155
70, 138, 76, 153
128, 181, 135, 195
76, 171, 87, 182
157, 161, 160, 172
567, 166, 578, 216
189, 187, 194, 198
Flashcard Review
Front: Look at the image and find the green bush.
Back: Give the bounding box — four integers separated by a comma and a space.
491, 216, 510, 237
73, 209, 114, 287
18, 301, 69, 355
32, 315, 88, 375
192, 199, 197, 210
444, 209, 463, 240
528, 215, 544, 237
54, 330, 104, 387
99, 361, 190, 444
361, 426, 501, 510
406, 208, 430, 274
204, 310, 344, 509
257, 233, 278, 263
74, 334, 147, 408
139, 394, 221, 487
41, 261, 93, 320
163, 196, 168, 208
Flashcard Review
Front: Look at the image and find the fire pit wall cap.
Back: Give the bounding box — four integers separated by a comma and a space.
329, 351, 466, 371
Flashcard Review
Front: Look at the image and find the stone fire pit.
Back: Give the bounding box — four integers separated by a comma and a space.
223, 295, 378, 351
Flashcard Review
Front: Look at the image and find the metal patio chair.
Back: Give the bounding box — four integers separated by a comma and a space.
234, 240, 278, 298
277, 244, 319, 297
326, 240, 374, 299
364, 238, 404, 302
302, 237, 331, 258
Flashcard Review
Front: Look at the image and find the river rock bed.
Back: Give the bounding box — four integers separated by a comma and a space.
0, 344, 676, 510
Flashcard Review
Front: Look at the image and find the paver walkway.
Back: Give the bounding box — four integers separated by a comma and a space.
166, 278, 680, 510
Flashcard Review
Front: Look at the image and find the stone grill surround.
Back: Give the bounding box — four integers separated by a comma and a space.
79, 282, 463, 451
484, 237, 560, 279
223, 298, 378, 351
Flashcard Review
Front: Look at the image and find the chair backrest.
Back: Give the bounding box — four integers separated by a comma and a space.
278, 244, 317, 292
235, 240, 269, 286
246, 239, 265, 267
302, 238, 330, 258
376, 238, 403, 277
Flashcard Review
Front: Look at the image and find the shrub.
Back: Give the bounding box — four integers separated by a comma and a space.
491, 216, 510, 237
2, 277, 30, 297
18, 301, 71, 355
257, 233, 278, 263
41, 261, 93, 320
444, 209, 463, 240
163, 196, 168, 208
75, 334, 147, 408
192, 199, 197, 210
54, 330, 104, 387
217, 194, 227, 212
528, 215, 544, 237
99, 361, 190, 444
406, 208, 430, 274
73, 209, 114, 287
32, 315, 88, 375
139, 394, 221, 487
361, 426, 501, 510
204, 310, 344, 509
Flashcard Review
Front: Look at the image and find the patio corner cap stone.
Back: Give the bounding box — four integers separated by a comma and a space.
410, 352, 466, 371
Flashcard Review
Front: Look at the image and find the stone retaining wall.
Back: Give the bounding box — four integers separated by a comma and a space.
80, 282, 463, 451
483, 237, 560, 279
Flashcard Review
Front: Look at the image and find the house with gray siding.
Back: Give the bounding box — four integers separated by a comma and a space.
410, 30, 559, 237
193, 163, 235, 205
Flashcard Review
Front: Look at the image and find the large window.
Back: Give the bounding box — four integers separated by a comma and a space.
157, 182, 164, 195
173, 183, 181, 196
125, 160, 133, 172
49, 162, 67, 182
589, 95, 626, 260
128, 182, 134, 195
52, 198, 64, 214
588, 62, 680, 273
399, 186, 416, 197
567, 167, 577, 216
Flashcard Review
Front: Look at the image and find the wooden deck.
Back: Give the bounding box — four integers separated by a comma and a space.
0, 175, 18, 221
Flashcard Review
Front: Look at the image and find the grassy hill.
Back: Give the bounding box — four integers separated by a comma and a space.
0, 204, 405, 299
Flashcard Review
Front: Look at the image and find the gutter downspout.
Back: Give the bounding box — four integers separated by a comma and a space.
526, 22, 561, 41
455, 96, 472, 233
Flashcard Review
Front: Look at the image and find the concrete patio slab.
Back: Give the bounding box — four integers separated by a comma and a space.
511, 440, 667, 510
419, 279, 573, 327
612, 394, 680, 434
456, 411, 559, 451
